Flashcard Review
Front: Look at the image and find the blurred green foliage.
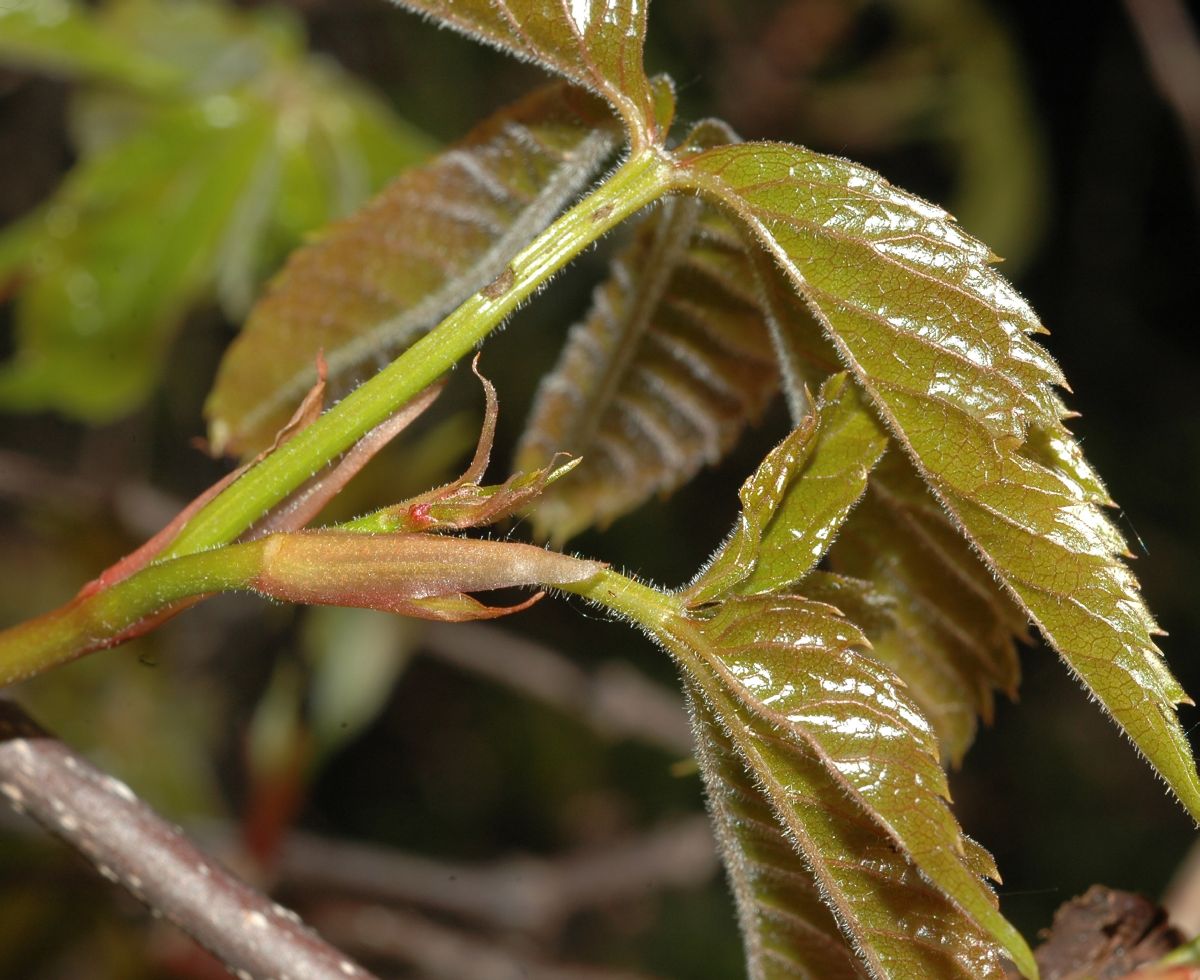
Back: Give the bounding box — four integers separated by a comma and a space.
0, 0, 433, 420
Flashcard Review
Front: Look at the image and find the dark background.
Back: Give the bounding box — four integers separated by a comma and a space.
1, 1, 1198, 976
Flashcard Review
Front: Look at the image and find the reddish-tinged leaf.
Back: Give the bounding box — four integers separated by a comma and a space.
688, 672, 1012, 980
674, 139, 1200, 823
830, 453, 1029, 763
206, 81, 621, 455
518, 197, 779, 543
389, 0, 665, 146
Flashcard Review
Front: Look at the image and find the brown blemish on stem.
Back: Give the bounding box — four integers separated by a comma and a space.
591, 203, 615, 222
481, 266, 517, 300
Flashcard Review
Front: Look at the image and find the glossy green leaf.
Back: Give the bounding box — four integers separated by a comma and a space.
685, 593, 1032, 976
830, 453, 1028, 763
674, 140, 1200, 822
516, 198, 778, 543
686, 373, 886, 606
205, 81, 621, 456
685, 637, 1015, 979
388, 0, 664, 146
685, 680, 867, 980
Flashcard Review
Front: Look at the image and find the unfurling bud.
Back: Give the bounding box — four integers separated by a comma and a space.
251, 531, 606, 621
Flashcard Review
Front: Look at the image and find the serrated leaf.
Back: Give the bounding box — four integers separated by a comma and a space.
688, 676, 1011, 980
674, 140, 1200, 822
685, 373, 885, 606
205, 81, 621, 456
389, 0, 664, 146
829, 453, 1029, 763
517, 197, 778, 543
670, 594, 1028, 978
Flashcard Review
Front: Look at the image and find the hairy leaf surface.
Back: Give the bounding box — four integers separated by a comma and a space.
674, 140, 1200, 820
686, 373, 885, 606
388, 0, 663, 146
205, 81, 620, 456
663, 376, 1033, 976
684, 625, 1013, 980
517, 198, 778, 543
681, 592, 1031, 977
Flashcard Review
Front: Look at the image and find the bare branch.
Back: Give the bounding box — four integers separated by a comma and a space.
421, 622, 693, 755
277, 815, 718, 935
0, 700, 376, 980
307, 900, 660, 980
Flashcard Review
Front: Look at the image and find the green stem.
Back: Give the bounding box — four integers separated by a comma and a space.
0, 543, 263, 686
165, 149, 671, 559
0, 152, 673, 682
558, 567, 684, 633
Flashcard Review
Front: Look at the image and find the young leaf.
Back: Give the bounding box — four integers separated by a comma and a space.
388, 0, 665, 147
830, 453, 1028, 763
619, 372, 1037, 975
685, 594, 1034, 976
205, 81, 622, 456
685, 373, 885, 606
673, 140, 1200, 821
685, 638, 1016, 980
684, 681, 871, 980
517, 198, 778, 543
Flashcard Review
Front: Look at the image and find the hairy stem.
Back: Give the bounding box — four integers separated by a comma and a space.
0, 544, 261, 685
164, 150, 671, 559
0, 151, 671, 683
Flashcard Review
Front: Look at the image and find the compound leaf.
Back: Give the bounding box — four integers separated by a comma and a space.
674, 139, 1200, 822
388, 0, 664, 146
517, 198, 778, 543
206, 81, 621, 456
657, 375, 1034, 976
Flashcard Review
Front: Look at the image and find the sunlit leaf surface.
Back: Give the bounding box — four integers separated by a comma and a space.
675, 140, 1200, 821
389, 0, 663, 145
663, 376, 1033, 977
685, 620, 1014, 980
206, 81, 620, 456
517, 199, 777, 543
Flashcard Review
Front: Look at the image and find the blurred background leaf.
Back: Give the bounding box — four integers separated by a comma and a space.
0, 0, 433, 421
